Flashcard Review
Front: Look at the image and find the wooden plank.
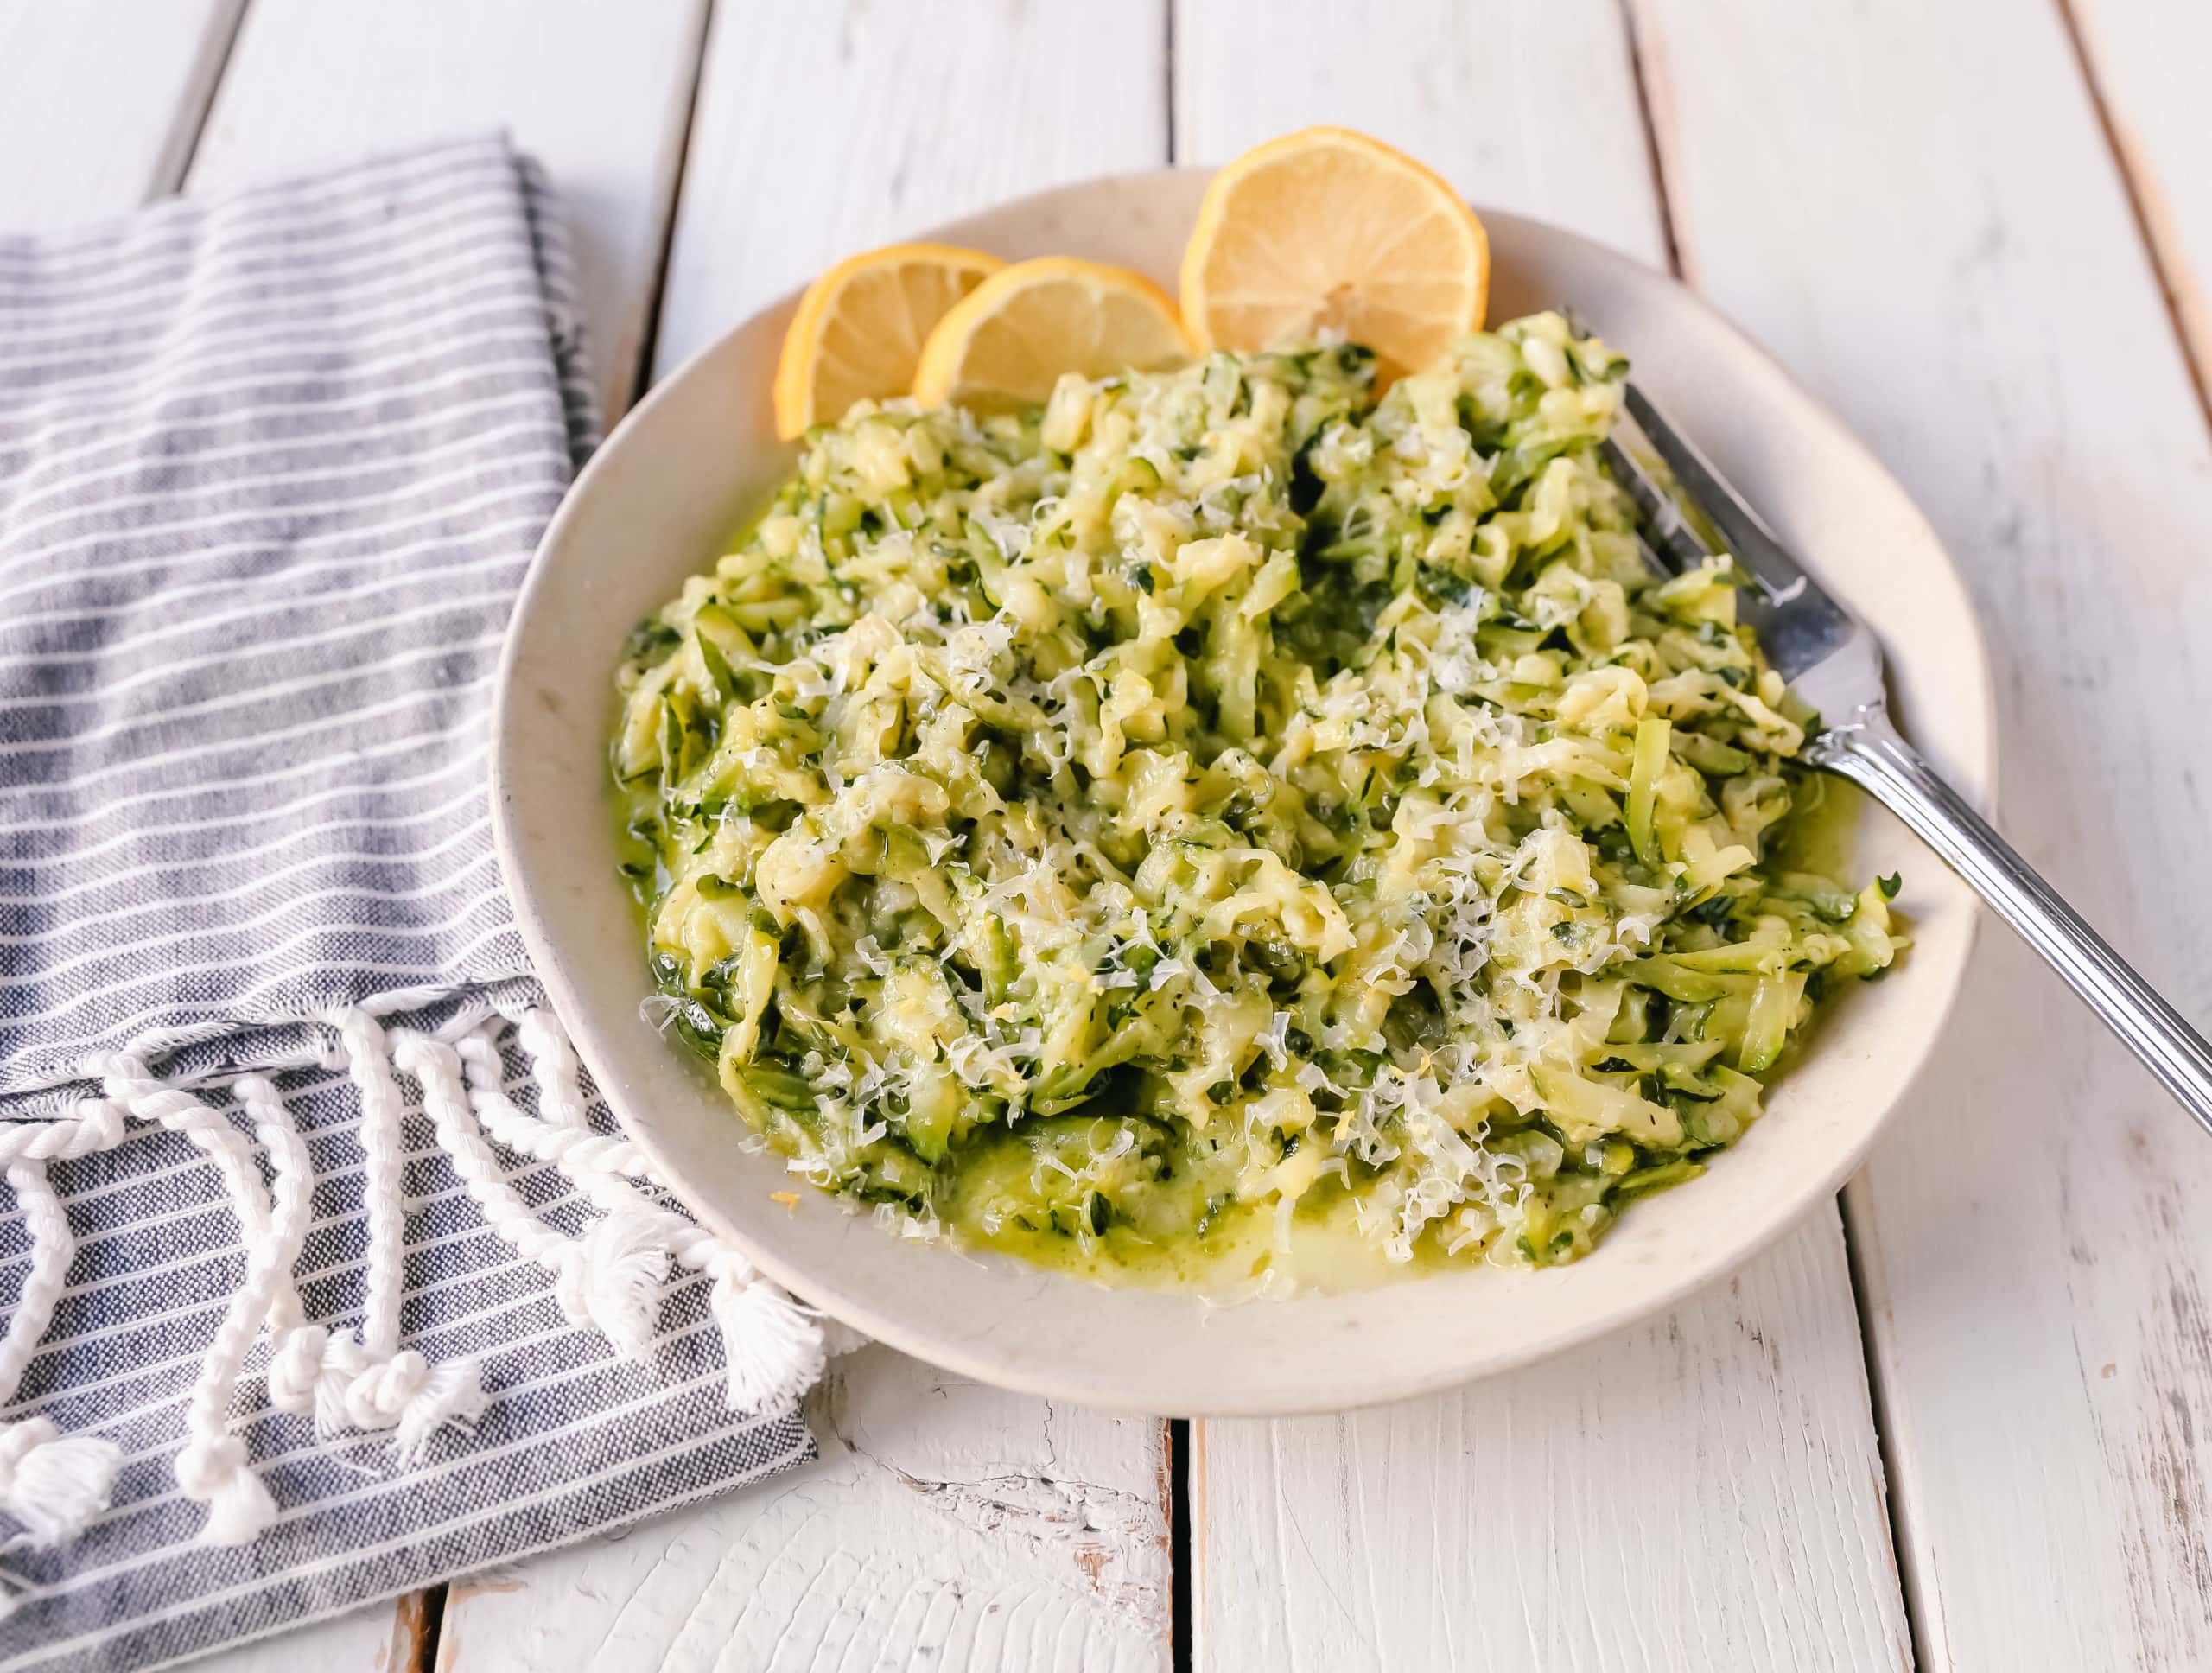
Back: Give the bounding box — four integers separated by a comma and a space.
138, 8, 707, 1668
650, 0, 1170, 380
435, 1350, 1171, 1671
441, 3, 1175, 1665
187, 0, 712, 419
1198, 1205, 1908, 1670
2062, 0, 2212, 415
0, 0, 243, 228
1176, 3, 1910, 1668
1172, 0, 1669, 263
1629, 0, 2212, 1665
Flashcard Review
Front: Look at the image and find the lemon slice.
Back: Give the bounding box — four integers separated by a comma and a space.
1180, 126, 1489, 379
773, 242, 1004, 439
912, 257, 1193, 413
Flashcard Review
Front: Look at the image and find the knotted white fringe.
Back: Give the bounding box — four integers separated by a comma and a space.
0, 1000, 823, 1551
391, 1031, 671, 1357
260, 1013, 489, 1463
92, 1054, 289, 1543
464, 1015, 825, 1410
0, 1156, 121, 1551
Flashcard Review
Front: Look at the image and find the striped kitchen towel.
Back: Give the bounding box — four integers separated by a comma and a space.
0, 138, 823, 1670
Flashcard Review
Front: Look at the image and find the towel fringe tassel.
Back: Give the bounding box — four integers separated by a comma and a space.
0, 1161, 121, 1547
0, 1000, 825, 1549
482, 1011, 826, 1412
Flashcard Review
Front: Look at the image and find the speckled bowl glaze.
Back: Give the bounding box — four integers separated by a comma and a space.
490, 169, 1993, 1416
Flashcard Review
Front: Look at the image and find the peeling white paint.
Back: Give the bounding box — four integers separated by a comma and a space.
440, 1349, 1172, 1672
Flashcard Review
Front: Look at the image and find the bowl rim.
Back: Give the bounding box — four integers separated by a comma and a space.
491, 164, 1996, 1414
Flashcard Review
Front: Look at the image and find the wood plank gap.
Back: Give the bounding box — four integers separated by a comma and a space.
1837, 1187, 1931, 1673
1615, 0, 1686, 281
1163, 0, 1179, 162
150, 0, 251, 197
2050, 0, 2212, 439
626, 0, 718, 403
1170, 1418, 1192, 1672
410, 1584, 449, 1673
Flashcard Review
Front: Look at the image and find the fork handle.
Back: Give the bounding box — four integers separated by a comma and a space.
1806, 702, 2212, 1139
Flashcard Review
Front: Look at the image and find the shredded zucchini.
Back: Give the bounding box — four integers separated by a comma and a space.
611, 312, 1901, 1284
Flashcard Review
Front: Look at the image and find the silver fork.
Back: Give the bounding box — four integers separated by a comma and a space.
1599, 385, 2212, 1138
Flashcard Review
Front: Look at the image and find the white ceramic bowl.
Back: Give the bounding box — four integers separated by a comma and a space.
492, 169, 1993, 1415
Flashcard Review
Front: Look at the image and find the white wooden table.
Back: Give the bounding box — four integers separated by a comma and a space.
6, 3, 2209, 1667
